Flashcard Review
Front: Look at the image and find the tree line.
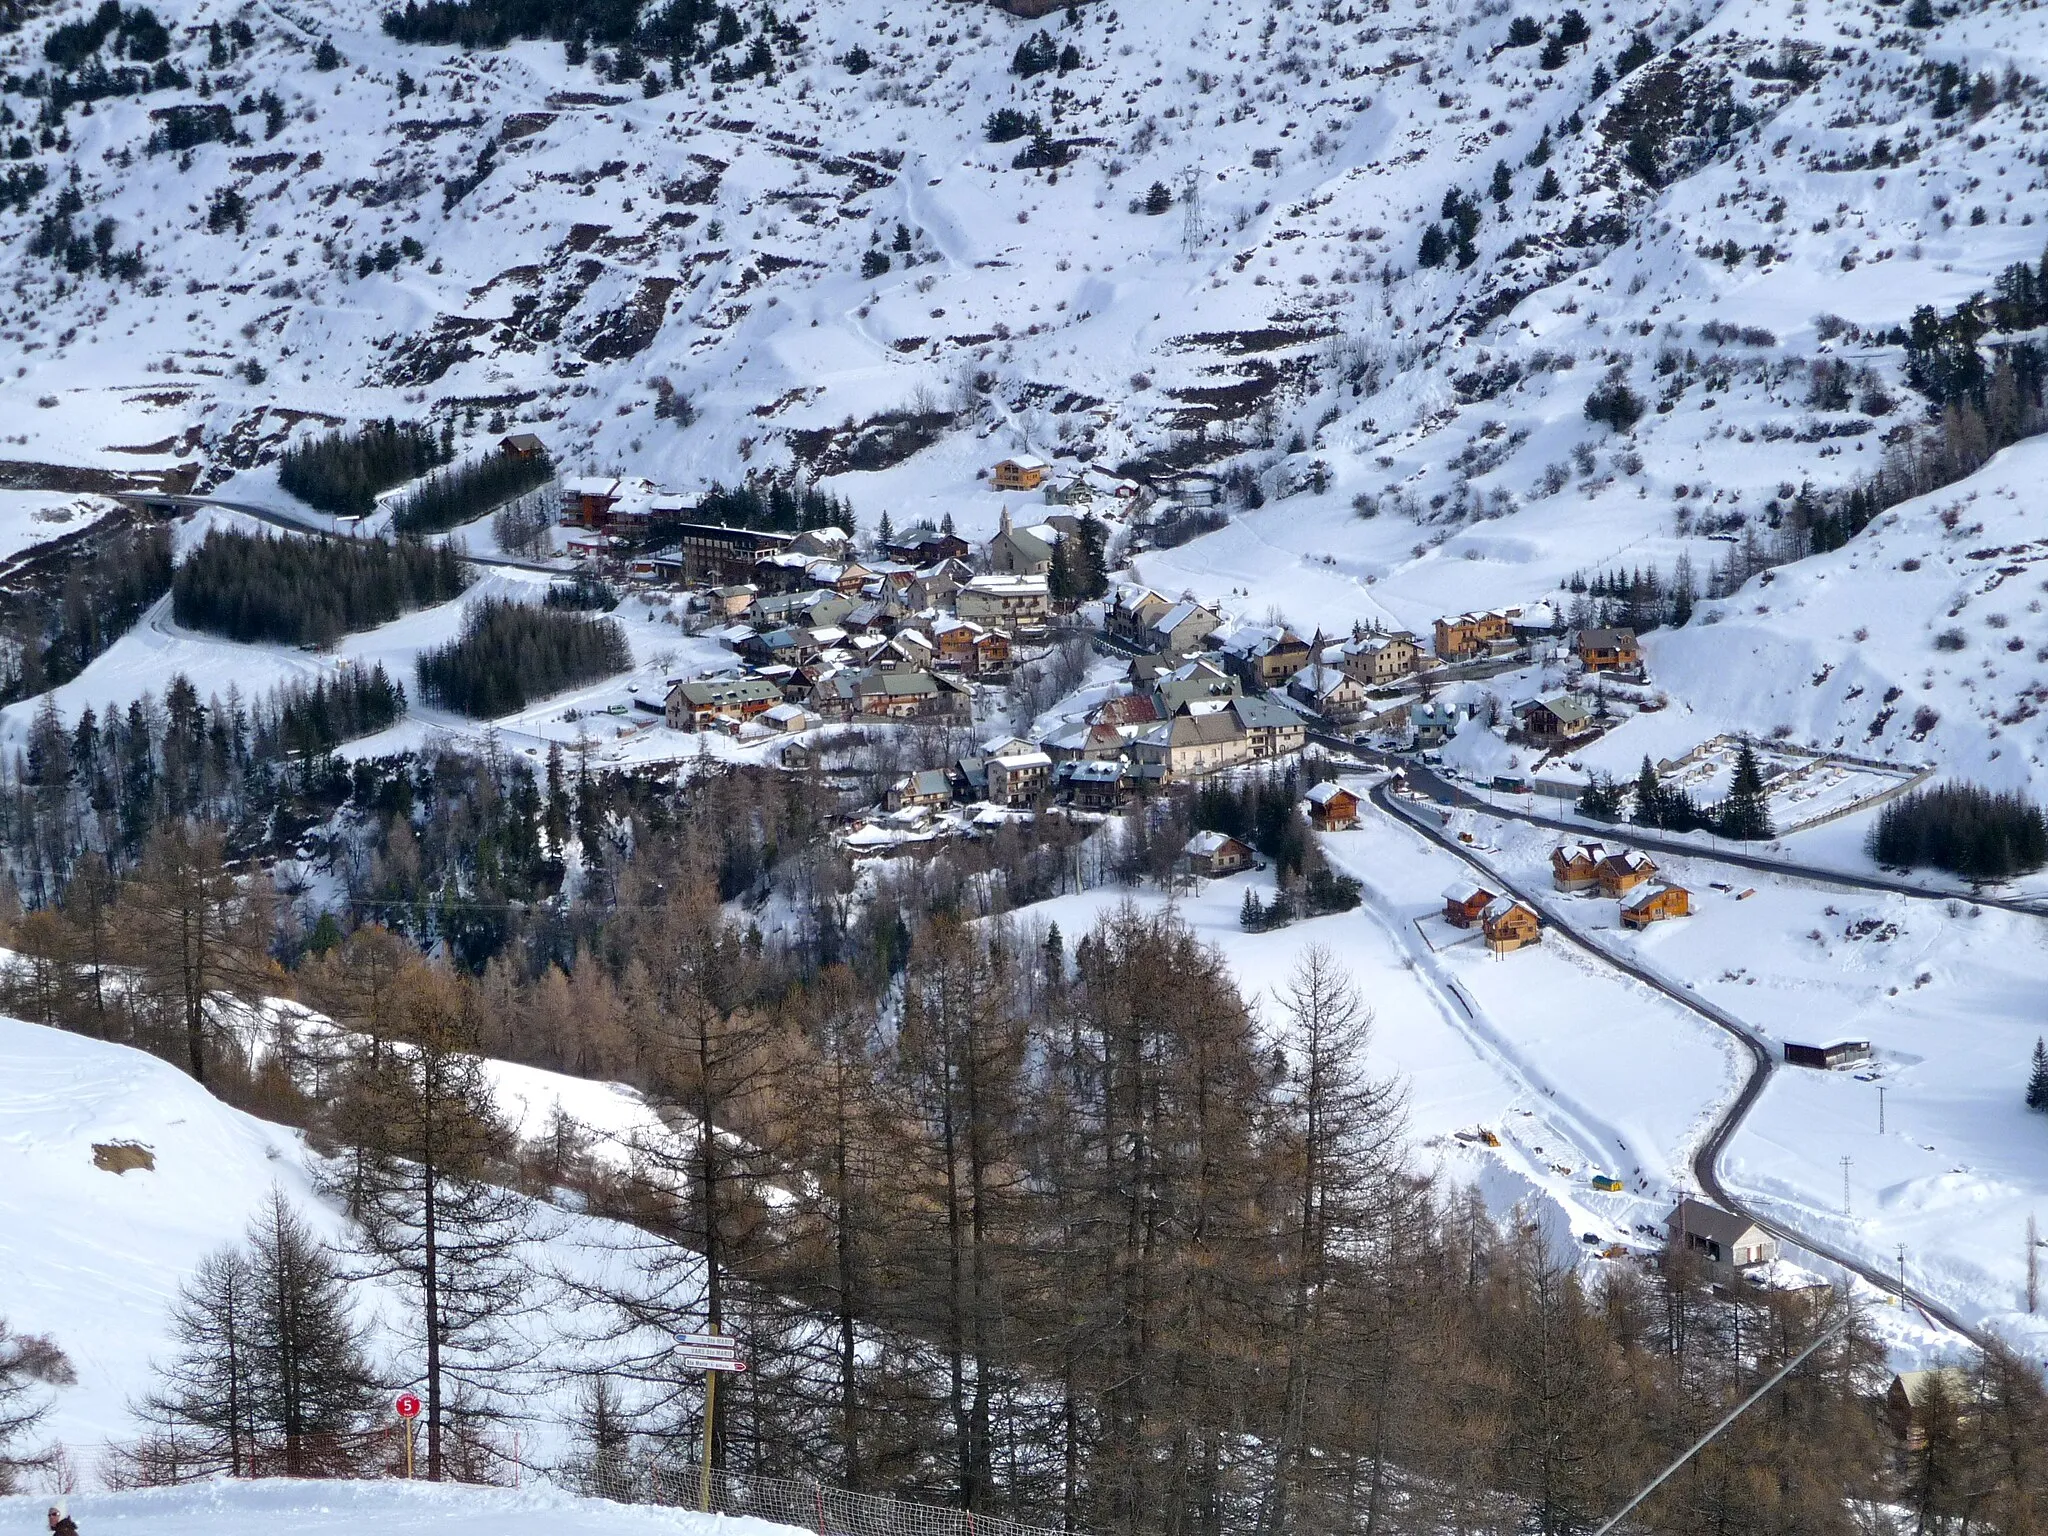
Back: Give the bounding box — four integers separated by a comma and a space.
280, 421, 454, 518
172, 528, 471, 647
415, 597, 631, 718
16, 868, 2048, 1531
389, 449, 555, 537
1868, 781, 2048, 880
0, 519, 172, 703
1577, 744, 1775, 839
698, 478, 854, 533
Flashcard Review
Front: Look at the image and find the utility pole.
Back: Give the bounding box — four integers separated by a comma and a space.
1897, 1246, 1907, 1308
1878, 1085, 1886, 1134
2029, 1214, 2040, 1315
1841, 1155, 1852, 1217
1180, 166, 1202, 258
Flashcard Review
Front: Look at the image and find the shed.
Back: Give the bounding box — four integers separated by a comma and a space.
1783, 1040, 1873, 1071
1888, 1369, 1974, 1451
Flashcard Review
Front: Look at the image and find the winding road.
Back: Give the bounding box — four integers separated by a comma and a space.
1364, 774, 1990, 1346
116, 491, 563, 576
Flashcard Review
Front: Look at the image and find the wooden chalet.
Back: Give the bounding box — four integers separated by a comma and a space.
1481, 896, 1541, 954
990, 454, 1051, 491
1442, 878, 1498, 928
1550, 841, 1607, 893
1305, 781, 1361, 831
1596, 849, 1658, 897
1184, 831, 1256, 877
1620, 883, 1690, 928
1577, 627, 1642, 673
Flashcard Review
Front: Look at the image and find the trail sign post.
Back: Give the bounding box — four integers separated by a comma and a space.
672, 1329, 745, 1512
395, 1393, 421, 1479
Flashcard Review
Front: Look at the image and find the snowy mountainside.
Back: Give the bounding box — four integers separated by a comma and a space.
0, 1009, 705, 1460
0, 0, 2045, 780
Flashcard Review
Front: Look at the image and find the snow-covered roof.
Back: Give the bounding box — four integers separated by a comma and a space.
999, 453, 1051, 471
1481, 894, 1528, 922
1621, 882, 1678, 912
1304, 781, 1354, 806
1442, 878, 1494, 905
992, 750, 1053, 770
1185, 830, 1241, 856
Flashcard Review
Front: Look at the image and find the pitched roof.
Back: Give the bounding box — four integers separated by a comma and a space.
1442, 877, 1495, 905
1482, 894, 1531, 923
1554, 840, 1607, 866
1621, 882, 1680, 912
1185, 830, 1245, 857
1662, 1196, 1765, 1248
1304, 781, 1355, 806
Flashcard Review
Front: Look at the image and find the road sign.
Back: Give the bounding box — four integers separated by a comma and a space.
395, 1392, 421, 1419
672, 1330, 745, 1372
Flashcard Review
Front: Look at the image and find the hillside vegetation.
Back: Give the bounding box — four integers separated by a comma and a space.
171, 528, 471, 647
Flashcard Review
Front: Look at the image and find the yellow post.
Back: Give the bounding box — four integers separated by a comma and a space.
699, 1363, 718, 1513
404, 1416, 415, 1480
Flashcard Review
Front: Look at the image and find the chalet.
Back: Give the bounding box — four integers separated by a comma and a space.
666, 676, 784, 731
878, 628, 938, 670
1288, 665, 1372, 721
758, 702, 819, 734
1129, 711, 1250, 781
672, 522, 797, 584
1442, 878, 1498, 928
1551, 841, 1607, 893
1783, 1040, 1874, 1071
886, 770, 955, 812
1153, 658, 1240, 716
986, 748, 1054, 807
1888, 1370, 1974, 1452
1231, 695, 1308, 760
1150, 600, 1224, 656
708, 584, 757, 619
932, 618, 1011, 676
1304, 781, 1361, 831
1056, 758, 1130, 810
1107, 588, 1176, 647
991, 454, 1052, 491
1577, 627, 1642, 673
957, 573, 1051, 637
499, 432, 547, 460
561, 476, 630, 528
1432, 609, 1518, 661
1339, 632, 1422, 684
1044, 468, 1148, 511
1043, 719, 1137, 763
1091, 692, 1161, 729
1481, 896, 1541, 954
1515, 694, 1595, 743
985, 506, 1061, 576
815, 663, 972, 724
1184, 831, 1256, 877
1595, 849, 1658, 897
1410, 701, 1459, 750
1218, 625, 1314, 690
1663, 1196, 1778, 1281
1620, 883, 1691, 929
885, 524, 972, 565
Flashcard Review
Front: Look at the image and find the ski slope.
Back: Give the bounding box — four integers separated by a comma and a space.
0, 1478, 808, 1536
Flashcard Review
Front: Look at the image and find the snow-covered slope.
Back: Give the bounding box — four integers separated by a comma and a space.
0, 1013, 340, 1449
0, 1477, 808, 1536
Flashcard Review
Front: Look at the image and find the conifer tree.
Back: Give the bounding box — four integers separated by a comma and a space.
2028, 1037, 2048, 1112
1716, 741, 1775, 840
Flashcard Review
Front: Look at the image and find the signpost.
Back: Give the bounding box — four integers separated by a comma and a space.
672, 1329, 745, 1512
395, 1392, 422, 1480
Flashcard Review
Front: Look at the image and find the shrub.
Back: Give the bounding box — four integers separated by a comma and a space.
860, 248, 891, 278
172, 529, 472, 647
416, 598, 631, 717
388, 447, 554, 536
1505, 15, 1541, 45
985, 107, 1038, 143
279, 420, 452, 517
1012, 28, 1057, 76
1584, 378, 1646, 430
1869, 782, 2048, 879
1143, 180, 1173, 215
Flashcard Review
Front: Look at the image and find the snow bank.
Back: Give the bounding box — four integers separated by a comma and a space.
0, 1478, 808, 1536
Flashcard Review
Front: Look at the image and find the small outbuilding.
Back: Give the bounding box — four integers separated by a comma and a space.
1888, 1369, 1974, 1451
1783, 1040, 1874, 1071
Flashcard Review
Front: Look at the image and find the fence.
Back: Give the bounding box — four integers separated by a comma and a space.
558, 1458, 1074, 1536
